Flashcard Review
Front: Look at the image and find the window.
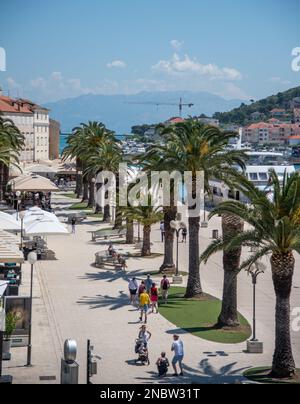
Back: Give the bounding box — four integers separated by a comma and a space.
259, 172, 268, 180
249, 173, 258, 181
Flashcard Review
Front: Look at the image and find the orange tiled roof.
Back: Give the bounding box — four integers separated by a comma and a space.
0, 96, 34, 114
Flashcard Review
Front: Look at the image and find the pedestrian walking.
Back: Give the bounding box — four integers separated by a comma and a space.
156, 352, 170, 377
160, 275, 170, 304
160, 221, 165, 242
139, 289, 151, 324
138, 325, 152, 349
171, 335, 184, 376
145, 274, 153, 293
150, 283, 159, 313
71, 217, 76, 234
138, 281, 146, 296
128, 277, 139, 305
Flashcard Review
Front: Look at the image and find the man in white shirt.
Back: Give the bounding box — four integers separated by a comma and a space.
171, 335, 184, 376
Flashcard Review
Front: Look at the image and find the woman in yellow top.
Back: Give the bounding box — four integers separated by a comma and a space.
139, 291, 151, 324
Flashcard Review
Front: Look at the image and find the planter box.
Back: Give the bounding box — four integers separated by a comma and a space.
172, 275, 183, 285
247, 340, 263, 354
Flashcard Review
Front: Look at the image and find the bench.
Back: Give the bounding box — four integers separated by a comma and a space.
91, 228, 126, 242
95, 250, 128, 269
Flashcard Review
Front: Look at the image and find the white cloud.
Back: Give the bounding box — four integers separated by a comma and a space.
269, 76, 291, 85
51, 71, 63, 81
30, 77, 47, 89
152, 53, 242, 81
107, 60, 127, 69
6, 77, 20, 88
170, 40, 184, 50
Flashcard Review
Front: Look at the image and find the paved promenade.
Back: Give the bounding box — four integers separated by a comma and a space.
3, 193, 300, 384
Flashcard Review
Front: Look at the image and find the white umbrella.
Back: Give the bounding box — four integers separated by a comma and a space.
12, 207, 59, 225
25, 219, 70, 236
0, 211, 21, 231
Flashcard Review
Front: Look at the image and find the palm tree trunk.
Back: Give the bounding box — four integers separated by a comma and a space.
218, 214, 244, 327
142, 225, 151, 256
160, 206, 176, 273
114, 206, 123, 229
82, 177, 89, 203
76, 174, 83, 198
126, 218, 134, 244
271, 252, 296, 378
185, 216, 203, 298
103, 204, 110, 222
87, 179, 95, 208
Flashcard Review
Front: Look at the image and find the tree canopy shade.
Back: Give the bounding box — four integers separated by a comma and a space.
201, 170, 300, 378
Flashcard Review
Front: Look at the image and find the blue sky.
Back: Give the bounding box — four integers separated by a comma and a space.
0, 0, 299, 103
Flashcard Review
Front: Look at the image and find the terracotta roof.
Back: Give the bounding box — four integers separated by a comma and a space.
168, 117, 185, 123
0, 96, 33, 114
288, 135, 300, 139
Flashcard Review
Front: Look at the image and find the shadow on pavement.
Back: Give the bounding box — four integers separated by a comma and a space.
77, 290, 129, 310
134, 359, 251, 384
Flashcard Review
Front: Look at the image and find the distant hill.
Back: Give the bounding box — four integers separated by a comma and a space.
44, 91, 243, 133
213, 86, 300, 125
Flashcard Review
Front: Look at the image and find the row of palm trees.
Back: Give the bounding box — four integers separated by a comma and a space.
63, 119, 298, 379
0, 116, 25, 200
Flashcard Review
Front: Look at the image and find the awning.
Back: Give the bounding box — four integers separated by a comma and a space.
0, 230, 20, 246
0, 242, 24, 263
8, 173, 58, 192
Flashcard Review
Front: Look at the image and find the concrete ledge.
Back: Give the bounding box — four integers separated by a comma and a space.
247, 340, 264, 354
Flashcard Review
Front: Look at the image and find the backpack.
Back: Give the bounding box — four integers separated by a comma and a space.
162, 279, 169, 290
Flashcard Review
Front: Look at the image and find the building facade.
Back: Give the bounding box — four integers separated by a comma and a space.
0, 94, 52, 162
243, 121, 300, 145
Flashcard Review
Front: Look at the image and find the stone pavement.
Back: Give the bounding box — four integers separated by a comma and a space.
3, 193, 300, 384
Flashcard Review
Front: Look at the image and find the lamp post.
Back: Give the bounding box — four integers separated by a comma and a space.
170, 220, 187, 284
26, 251, 37, 366
15, 191, 21, 220
247, 260, 265, 354
18, 210, 26, 251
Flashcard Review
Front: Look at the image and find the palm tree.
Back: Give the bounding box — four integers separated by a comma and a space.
201, 170, 300, 378
63, 121, 116, 207
0, 117, 24, 199
85, 142, 124, 222
144, 120, 247, 298
125, 203, 163, 256
139, 150, 177, 273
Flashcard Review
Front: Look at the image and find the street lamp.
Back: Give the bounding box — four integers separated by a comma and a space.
15, 191, 21, 220
170, 220, 187, 284
26, 251, 37, 366
247, 260, 265, 354
18, 210, 26, 251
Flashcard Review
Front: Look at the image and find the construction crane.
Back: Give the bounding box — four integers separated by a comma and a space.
125, 97, 194, 117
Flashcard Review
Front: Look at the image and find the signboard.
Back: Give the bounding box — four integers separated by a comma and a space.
4, 296, 30, 337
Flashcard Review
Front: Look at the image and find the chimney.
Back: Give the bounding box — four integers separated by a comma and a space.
0, 86, 2, 96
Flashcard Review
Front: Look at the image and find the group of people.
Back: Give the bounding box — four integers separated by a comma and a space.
137, 324, 185, 378
108, 243, 128, 270
128, 274, 171, 323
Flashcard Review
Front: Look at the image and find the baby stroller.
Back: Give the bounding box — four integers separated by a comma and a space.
135, 338, 150, 366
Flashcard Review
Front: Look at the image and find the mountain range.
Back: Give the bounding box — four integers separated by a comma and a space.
44, 91, 243, 133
